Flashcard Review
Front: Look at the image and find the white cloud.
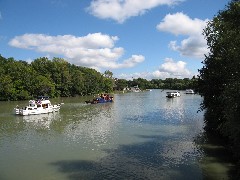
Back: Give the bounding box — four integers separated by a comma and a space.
169, 36, 207, 58
153, 58, 192, 78
157, 12, 208, 36
8, 33, 144, 70
117, 58, 194, 80
87, 0, 184, 23
156, 12, 209, 59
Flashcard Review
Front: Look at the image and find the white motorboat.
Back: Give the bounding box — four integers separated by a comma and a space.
131, 85, 141, 92
185, 89, 195, 94
166, 91, 181, 98
14, 97, 61, 116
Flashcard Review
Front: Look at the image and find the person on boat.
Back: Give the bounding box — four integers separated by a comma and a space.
106, 94, 110, 100
109, 96, 114, 101
100, 93, 105, 99
36, 99, 41, 105
103, 94, 107, 100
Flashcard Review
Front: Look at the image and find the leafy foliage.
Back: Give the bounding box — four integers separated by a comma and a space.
0, 55, 112, 100
114, 77, 197, 91
198, 0, 240, 167
0, 54, 197, 101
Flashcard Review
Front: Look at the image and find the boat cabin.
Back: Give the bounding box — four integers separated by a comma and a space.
166, 91, 181, 98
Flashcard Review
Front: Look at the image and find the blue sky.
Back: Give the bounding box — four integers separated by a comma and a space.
0, 0, 230, 80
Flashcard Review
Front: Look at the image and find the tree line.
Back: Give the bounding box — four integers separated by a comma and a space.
0, 55, 197, 101
0, 56, 114, 100
115, 77, 197, 91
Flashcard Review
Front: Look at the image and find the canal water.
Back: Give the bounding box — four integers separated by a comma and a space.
0, 90, 235, 180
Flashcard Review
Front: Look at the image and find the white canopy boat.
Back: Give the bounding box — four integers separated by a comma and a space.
14, 97, 61, 116
185, 89, 195, 94
166, 91, 181, 98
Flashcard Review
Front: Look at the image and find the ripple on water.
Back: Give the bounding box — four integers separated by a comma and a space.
0, 91, 236, 179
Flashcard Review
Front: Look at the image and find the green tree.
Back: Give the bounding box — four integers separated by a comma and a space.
198, 0, 240, 167
69, 65, 84, 96
115, 79, 128, 90
0, 55, 118, 100
103, 78, 114, 93
51, 58, 71, 97
103, 70, 115, 91
80, 67, 104, 95
104, 70, 113, 79
32, 75, 55, 97
0, 75, 15, 100
31, 57, 52, 77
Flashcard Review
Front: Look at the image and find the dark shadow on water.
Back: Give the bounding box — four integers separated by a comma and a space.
51, 135, 204, 180
194, 131, 238, 180
51, 131, 239, 180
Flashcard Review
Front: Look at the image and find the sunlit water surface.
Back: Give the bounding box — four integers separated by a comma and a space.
0, 90, 235, 180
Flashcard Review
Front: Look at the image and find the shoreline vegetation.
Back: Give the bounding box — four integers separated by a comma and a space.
198, 0, 240, 177
0, 55, 197, 101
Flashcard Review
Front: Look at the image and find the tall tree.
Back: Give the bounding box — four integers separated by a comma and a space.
198, 0, 240, 164
32, 75, 55, 97
0, 75, 15, 100
69, 65, 84, 96
52, 58, 72, 97
104, 70, 113, 79
115, 79, 128, 90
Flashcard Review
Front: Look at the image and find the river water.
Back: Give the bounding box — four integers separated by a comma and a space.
0, 90, 235, 180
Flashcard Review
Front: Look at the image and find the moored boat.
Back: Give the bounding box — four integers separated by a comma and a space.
185, 89, 195, 94
130, 85, 141, 92
166, 91, 181, 98
14, 96, 61, 116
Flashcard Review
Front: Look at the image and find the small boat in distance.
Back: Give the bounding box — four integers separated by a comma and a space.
166, 91, 181, 98
130, 85, 141, 92
185, 89, 195, 94
14, 96, 61, 116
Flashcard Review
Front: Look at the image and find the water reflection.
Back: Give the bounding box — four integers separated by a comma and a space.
63, 103, 118, 150
51, 136, 203, 179
0, 90, 236, 180
15, 112, 61, 130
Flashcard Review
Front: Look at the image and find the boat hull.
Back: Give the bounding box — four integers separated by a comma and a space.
85, 97, 113, 104
166, 91, 181, 98
14, 99, 61, 116
185, 89, 194, 94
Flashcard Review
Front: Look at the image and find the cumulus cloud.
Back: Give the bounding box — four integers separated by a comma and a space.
152, 58, 192, 78
87, 0, 184, 23
8, 33, 144, 69
156, 12, 209, 59
117, 58, 194, 80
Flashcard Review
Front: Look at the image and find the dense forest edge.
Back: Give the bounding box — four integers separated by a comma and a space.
0, 55, 197, 101
198, 0, 240, 176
